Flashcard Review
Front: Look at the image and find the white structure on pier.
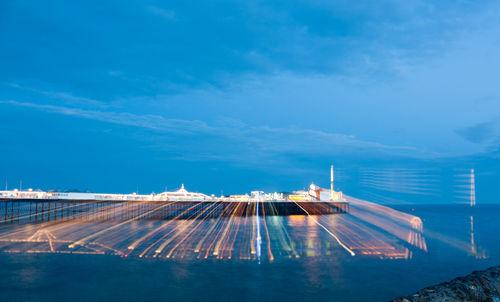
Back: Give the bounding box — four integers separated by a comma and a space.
0, 184, 210, 202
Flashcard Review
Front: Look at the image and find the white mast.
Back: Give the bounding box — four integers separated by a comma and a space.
470, 169, 476, 207
330, 165, 334, 201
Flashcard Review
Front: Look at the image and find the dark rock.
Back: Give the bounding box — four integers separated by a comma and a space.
391, 266, 500, 302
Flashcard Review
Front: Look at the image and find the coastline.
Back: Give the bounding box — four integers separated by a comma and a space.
392, 266, 500, 301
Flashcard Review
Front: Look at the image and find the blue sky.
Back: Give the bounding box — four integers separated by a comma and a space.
1, 1, 500, 199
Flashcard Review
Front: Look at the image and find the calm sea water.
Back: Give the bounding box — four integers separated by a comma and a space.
0, 203, 499, 302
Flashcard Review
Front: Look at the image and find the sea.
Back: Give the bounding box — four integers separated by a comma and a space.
0, 199, 499, 302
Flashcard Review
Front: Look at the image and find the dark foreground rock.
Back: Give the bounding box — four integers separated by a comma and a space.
392, 266, 500, 302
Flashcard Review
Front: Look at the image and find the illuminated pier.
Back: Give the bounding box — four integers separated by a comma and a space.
0, 196, 428, 261
0, 167, 431, 261
0, 197, 424, 261
0, 200, 350, 224
0, 183, 351, 224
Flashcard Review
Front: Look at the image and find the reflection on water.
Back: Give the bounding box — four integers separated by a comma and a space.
0, 198, 428, 261
469, 215, 487, 259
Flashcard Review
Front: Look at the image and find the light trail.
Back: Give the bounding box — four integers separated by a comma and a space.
165, 201, 222, 258
213, 202, 241, 257
158, 202, 221, 257
68, 201, 176, 249
345, 196, 427, 251
127, 202, 204, 252
293, 201, 355, 256
0, 201, 126, 241
226, 206, 243, 259
0, 198, 432, 261
139, 202, 212, 257
266, 203, 293, 256
260, 202, 274, 262
255, 201, 261, 262
215, 202, 245, 259
0, 200, 103, 224
203, 203, 240, 259
250, 202, 256, 256
193, 203, 227, 255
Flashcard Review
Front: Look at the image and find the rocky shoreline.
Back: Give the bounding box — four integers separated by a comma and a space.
392, 266, 500, 302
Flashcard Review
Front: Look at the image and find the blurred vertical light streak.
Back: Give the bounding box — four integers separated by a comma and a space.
255, 201, 261, 262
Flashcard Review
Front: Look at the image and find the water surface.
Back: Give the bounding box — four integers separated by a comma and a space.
0, 201, 498, 302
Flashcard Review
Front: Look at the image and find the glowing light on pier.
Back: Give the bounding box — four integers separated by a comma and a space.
0, 196, 428, 261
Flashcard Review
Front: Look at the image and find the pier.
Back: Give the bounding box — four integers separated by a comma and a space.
0, 199, 349, 223
0, 196, 430, 261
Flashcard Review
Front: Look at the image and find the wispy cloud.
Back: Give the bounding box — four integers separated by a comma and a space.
6, 83, 106, 108
145, 5, 176, 21
0, 100, 211, 135
0, 100, 422, 166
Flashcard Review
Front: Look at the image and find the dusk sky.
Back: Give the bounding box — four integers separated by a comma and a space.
1, 1, 500, 197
